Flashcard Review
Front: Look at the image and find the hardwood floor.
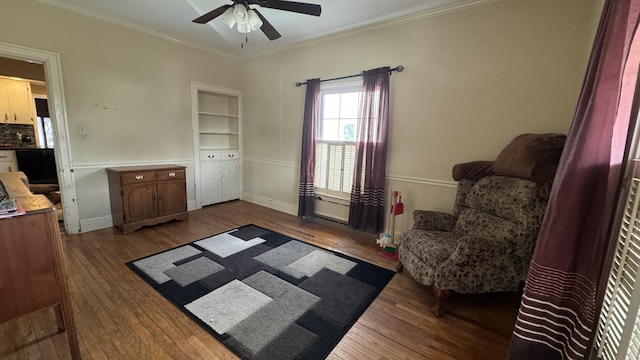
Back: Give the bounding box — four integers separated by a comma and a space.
0, 201, 518, 359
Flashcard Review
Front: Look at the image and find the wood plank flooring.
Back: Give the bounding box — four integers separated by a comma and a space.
0, 200, 518, 359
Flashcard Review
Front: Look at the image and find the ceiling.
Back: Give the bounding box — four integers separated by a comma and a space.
38, 0, 485, 59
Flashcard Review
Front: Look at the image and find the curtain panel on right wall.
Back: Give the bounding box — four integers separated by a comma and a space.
508, 0, 640, 359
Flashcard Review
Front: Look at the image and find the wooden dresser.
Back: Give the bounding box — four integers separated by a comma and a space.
107, 164, 188, 234
0, 172, 80, 359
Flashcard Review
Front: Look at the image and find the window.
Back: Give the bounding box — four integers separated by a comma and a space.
314, 82, 359, 198
34, 98, 54, 148
595, 160, 640, 360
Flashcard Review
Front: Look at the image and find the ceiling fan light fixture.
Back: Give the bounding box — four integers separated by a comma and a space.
233, 4, 248, 25
247, 10, 263, 31
237, 22, 251, 33
220, 7, 236, 28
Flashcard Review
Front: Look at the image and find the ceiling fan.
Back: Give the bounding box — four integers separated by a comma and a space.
192, 0, 322, 41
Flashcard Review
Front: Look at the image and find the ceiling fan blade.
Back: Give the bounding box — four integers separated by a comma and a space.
253, 0, 321, 16
253, 9, 281, 40
192, 5, 232, 24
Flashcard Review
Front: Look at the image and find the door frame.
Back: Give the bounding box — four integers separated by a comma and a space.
0, 42, 80, 234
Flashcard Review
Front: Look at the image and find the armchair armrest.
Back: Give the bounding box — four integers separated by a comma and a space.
412, 210, 457, 232
448, 236, 513, 262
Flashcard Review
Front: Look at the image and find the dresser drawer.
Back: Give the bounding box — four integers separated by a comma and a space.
120, 171, 157, 185
157, 169, 185, 181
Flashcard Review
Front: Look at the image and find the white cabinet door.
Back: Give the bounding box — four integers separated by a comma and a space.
221, 160, 239, 202
3, 79, 35, 124
0, 81, 9, 123
200, 161, 222, 206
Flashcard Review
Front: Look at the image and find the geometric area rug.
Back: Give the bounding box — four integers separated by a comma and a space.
126, 224, 395, 360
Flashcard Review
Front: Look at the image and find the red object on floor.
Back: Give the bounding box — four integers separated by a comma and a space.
382, 250, 398, 260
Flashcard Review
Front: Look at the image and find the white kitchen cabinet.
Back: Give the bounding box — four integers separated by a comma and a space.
0, 79, 36, 124
0, 150, 17, 172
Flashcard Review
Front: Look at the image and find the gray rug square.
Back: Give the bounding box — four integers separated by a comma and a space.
195, 232, 265, 258
132, 245, 202, 284
300, 268, 376, 326
164, 256, 225, 287
185, 279, 272, 334
253, 240, 317, 278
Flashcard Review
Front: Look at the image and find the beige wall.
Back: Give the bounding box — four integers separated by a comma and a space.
241, 0, 603, 234
0, 0, 242, 231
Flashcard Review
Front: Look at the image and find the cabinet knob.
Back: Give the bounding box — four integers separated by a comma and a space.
135, 174, 144, 181
169, 172, 176, 177
13, 114, 17, 122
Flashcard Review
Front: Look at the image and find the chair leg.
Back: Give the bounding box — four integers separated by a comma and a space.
432, 286, 449, 317
396, 263, 404, 273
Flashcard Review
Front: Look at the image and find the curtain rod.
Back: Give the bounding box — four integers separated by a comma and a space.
295, 65, 404, 87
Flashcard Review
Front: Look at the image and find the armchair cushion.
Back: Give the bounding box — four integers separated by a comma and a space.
492, 133, 565, 186
453, 208, 520, 242
412, 210, 457, 232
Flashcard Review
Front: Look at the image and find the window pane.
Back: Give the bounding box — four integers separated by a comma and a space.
340, 92, 359, 118
44, 118, 55, 148
341, 120, 356, 142
322, 93, 341, 119
321, 119, 339, 141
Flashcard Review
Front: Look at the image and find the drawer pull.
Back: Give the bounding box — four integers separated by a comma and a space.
169, 172, 176, 177
208, 155, 215, 159
228, 154, 234, 158
135, 174, 144, 181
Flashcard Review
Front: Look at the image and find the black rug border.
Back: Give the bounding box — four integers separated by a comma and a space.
125, 223, 395, 360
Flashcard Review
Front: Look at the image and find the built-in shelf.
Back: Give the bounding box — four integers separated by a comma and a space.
191, 82, 243, 209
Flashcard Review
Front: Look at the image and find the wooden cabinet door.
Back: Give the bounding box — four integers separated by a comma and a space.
0, 211, 60, 323
4, 79, 35, 124
157, 180, 187, 217
122, 183, 157, 224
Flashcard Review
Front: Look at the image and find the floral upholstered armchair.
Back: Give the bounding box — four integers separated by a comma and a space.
397, 133, 565, 316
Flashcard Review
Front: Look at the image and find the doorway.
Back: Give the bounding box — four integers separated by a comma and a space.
0, 42, 79, 234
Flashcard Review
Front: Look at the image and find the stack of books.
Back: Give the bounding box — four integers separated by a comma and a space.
0, 181, 25, 219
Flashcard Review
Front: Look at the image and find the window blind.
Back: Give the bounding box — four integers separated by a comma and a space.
314, 141, 355, 196
595, 160, 640, 360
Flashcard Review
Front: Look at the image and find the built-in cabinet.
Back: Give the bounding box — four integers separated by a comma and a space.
192, 82, 242, 207
0, 78, 36, 124
107, 164, 188, 234
200, 150, 240, 205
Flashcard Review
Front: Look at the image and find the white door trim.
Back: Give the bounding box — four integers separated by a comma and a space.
0, 42, 80, 234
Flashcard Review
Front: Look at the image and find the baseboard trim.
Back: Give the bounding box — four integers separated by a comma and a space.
242, 192, 298, 216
